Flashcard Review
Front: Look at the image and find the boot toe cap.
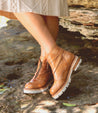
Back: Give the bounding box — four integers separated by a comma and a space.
25, 82, 33, 89
49, 87, 57, 96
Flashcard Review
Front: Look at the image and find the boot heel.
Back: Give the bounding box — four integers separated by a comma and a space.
73, 56, 82, 71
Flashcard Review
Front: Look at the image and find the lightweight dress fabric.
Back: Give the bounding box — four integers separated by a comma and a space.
0, 0, 69, 17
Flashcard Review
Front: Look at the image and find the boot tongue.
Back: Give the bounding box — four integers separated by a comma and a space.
30, 58, 48, 82
30, 59, 42, 82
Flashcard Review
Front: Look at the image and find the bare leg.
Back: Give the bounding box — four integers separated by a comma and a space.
44, 16, 59, 40
14, 12, 56, 55
40, 16, 59, 60
15, 13, 59, 93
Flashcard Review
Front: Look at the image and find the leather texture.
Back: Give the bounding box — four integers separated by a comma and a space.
25, 59, 53, 89
47, 45, 75, 96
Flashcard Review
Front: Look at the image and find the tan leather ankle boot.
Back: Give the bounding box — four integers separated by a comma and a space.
47, 45, 82, 99
24, 59, 53, 94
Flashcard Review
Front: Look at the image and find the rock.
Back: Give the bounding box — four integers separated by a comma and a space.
68, 0, 98, 8
60, 8, 98, 40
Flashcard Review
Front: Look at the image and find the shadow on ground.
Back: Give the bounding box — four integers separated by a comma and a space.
0, 20, 98, 113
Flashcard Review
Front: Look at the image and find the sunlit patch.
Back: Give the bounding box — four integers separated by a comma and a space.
26, 46, 34, 50
39, 100, 56, 106
56, 109, 67, 113
21, 102, 30, 109
88, 69, 98, 74
33, 100, 57, 113
33, 108, 50, 113
73, 107, 81, 112
83, 106, 97, 113
0, 16, 9, 28
95, 71, 98, 74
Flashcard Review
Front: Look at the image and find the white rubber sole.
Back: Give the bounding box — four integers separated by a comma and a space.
23, 80, 53, 94
52, 56, 82, 99
24, 86, 49, 94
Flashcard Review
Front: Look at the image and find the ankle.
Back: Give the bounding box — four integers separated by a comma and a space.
46, 43, 57, 55
45, 43, 57, 55
40, 56, 46, 62
40, 48, 46, 61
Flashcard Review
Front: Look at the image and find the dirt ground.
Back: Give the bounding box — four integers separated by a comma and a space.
0, 20, 98, 113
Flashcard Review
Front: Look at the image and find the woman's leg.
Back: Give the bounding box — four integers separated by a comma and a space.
44, 16, 59, 41
13, 12, 59, 93
14, 12, 82, 98
40, 16, 59, 60
14, 12, 56, 55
